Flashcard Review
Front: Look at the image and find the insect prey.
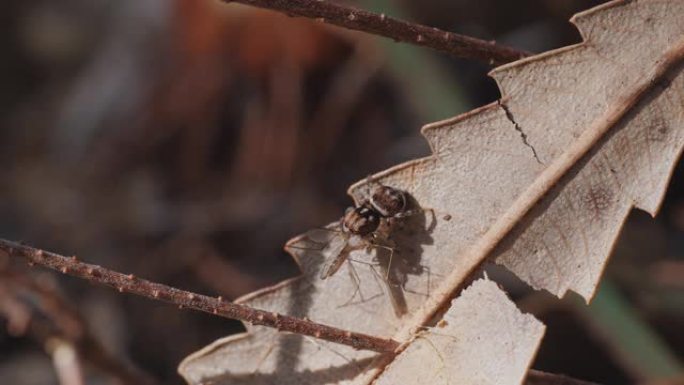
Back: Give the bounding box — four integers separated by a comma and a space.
319, 179, 420, 280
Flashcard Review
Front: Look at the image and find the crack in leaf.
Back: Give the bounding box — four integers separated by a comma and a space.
499, 101, 543, 164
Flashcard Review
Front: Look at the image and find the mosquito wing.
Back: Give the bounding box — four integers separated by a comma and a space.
380, 267, 408, 317
319, 233, 350, 280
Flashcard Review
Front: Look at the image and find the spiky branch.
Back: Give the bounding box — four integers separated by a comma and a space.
0, 239, 399, 353
225, 0, 529, 65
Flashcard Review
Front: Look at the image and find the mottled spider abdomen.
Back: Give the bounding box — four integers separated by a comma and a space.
370, 185, 407, 217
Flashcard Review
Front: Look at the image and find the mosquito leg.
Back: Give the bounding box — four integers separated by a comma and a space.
340, 261, 363, 308
335, 260, 385, 309
385, 247, 395, 281
367, 242, 409, 316
350, 257, 384, 294
368, 243, 396, 281
348, 257, 381, 267
363, 257, 407, 317
402, 264, 433, 298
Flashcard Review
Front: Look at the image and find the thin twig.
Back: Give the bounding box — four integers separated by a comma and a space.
0, 240, 602, 384
0, 239, 399, 353
225, 0, 530, 65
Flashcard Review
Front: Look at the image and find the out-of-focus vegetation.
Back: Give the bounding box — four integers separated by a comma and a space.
0, 0, 682, 384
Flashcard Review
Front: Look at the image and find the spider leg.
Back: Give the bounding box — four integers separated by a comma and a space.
394, 207, 434, 219
365, 175, 374, 200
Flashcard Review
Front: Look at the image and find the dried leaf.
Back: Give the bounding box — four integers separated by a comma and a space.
374, 278, 545, 385
179, 228, 399, 385
490, 1, 684, 299
180, 1, 684, 384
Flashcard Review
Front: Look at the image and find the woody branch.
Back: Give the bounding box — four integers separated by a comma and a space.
224, 0, 529, 65
0, 239, 399, 353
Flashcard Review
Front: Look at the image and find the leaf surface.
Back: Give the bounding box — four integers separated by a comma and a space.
374, 278, 545, 385
180, 1, 684, 384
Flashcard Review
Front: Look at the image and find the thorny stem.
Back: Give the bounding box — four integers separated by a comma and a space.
0, 239, 603, 384
0, 239, 399, 353
224, 0, 530, 65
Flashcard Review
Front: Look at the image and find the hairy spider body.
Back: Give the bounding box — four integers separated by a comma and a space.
369, 185, 407, 218
319, 182, 410, 280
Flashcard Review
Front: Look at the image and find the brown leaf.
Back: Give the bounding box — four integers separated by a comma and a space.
374, 278, 545, 385
179, 1, 684, 384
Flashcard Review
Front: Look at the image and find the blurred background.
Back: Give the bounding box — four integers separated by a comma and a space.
0, 0, 682, 384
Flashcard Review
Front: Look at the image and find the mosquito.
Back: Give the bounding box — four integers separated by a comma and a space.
319, 179, 418, 280
287, 178, 434, 316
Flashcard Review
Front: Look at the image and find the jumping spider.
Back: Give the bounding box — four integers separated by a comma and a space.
319, 179, 423, 280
